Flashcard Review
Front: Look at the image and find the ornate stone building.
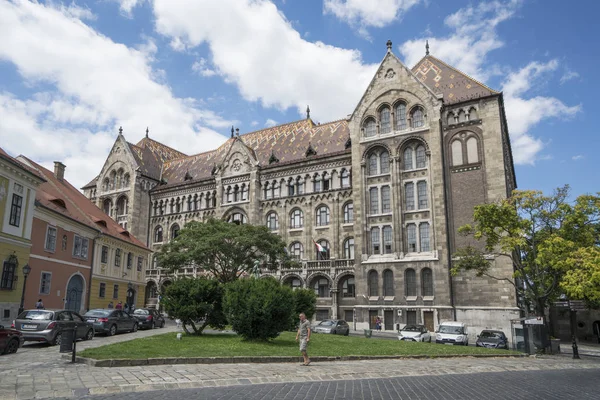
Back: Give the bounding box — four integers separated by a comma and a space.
83, 43, 519, 341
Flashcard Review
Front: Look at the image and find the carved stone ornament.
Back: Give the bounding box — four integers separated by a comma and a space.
232, 159, 243, 172
385, 69, 396, 79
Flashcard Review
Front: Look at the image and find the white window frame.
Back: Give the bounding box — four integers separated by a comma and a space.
45, 226, 57, 252
72, 235, 89, 259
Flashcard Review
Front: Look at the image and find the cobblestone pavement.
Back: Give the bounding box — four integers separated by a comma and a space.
71, 369, 600, 400
1, 326, 599, 399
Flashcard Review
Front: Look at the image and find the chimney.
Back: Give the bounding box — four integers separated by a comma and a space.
54, 161, 66, 181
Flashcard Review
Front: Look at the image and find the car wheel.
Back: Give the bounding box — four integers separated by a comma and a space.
85, 329, 94, 341
429, 337, 432, 343
132, 323, 138, 332
108, 325, 117, 336
3, 338, 19, 354
53, 332, 62, 346
344, 329, 349, 336
160, 320, 165, 328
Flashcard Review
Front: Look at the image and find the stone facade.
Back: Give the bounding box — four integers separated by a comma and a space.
83, 45, 520, 342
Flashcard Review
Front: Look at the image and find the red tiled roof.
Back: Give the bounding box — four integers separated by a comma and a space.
411, 55, 498, 105
18, 156, 149, 250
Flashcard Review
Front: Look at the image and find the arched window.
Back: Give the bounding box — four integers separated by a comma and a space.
170, 224, 180, 240
364, 118, 376, 137
383, 226, 393, 254
417, 181, 428, 209
315, 239, 330, 260
407, 224, 417, 252
102, 178, 109, 191
153, 201, 158, 216
187, 196, 192, 211
380, 106, 391, 134
416, 145, 426, 168
266, 212, 278, 231
404, 147, 413, 170
458, 109, 466, 122
395, 102, 407, 130
227, 213, 247, 225
175, 198, 181, 213
315, 205, 330, 226
297, 177, 305, 195
469, 107, 478, 120
381, 186, 391, 213
368, 154, 378, 175
341, 169, 350, 188
422, 268, 433, 297
341, 276, 355, 297
290, 208, 304, 228
123, 173, 130, 188
285, 277, 302, 290
343, 238, 355, 259
288, 178, 295, 196
169, 199, 174, 213
368, 270, 378, 297
313, 277, 330, 298
313, 174, 322, 192
159, 200, 164, 215
405, 269, 417, 297
411, 107, 425, 128
289, 242, 304, 259
405, 182, 415, 210
383, 269, 394, 297
226, 187, 233, 203
343, 202, 354, 223
380, 151, 390, 174
447, 112, 455, 125
419, 222, 431, 252
211, 191, 217, 207
451, 140, 463, 166
466, 137, 479, 164
371, 227, 380, 254
264, 182, 271, 200
154, 226, 163, 243
103, 198, 112, 216
369, 187, 379, 214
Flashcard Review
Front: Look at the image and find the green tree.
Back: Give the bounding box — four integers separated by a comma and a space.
223, 277, 295, 341
161, 277, 226, 335
157, 218, 293, 284
292, 288, 317, 320
453, 186, 600, 316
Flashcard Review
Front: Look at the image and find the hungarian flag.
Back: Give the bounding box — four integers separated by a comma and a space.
313, 239, 325, 253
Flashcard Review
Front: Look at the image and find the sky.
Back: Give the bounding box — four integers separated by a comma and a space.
0, 0, 596, 199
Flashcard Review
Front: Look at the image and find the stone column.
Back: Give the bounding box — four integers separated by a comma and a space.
331, 289, 339, 319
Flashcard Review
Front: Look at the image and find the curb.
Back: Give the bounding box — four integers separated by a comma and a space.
64, 353, 528, 367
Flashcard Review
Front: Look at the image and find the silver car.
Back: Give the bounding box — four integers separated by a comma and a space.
83, 309, 138, 336
398, 324, 432, 342
14, 309, 94, 345
312, 319, 350, 335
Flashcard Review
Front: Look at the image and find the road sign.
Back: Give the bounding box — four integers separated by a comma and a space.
569, 300, 587, 311
553, 301, 569, 308
524, 317, 544, 325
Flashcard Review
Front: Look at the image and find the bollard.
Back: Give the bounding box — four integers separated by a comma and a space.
72, 324, 77, 363
572, 335, 580, 359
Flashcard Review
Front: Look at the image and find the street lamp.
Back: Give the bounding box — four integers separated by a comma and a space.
18, 264, 31, 315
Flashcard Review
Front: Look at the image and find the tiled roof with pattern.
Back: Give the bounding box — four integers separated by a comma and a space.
132, 137, 188, 180
160, 119, 350, 187
19, 156, 149, 250
411, 55, 499, 105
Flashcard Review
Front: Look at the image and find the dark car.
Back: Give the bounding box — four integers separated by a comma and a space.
476, 330, 509, 349
131, 309, 165, 330
83, 309, 138, 336
0, 324, 24, 355
312, 319, 350, 335
13, 309, 94, 345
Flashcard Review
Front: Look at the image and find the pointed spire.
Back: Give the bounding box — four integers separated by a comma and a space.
119, 126, 123, 135
425, 40, 430, 56
146, 127, 149, 138
306, 105, 310, 119
231, 125, 234, 138
386, 39, 392, 53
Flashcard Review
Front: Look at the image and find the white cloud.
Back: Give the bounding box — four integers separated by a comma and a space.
501, 60, 581, 164
265, 118, 278, 127
560, 69, 580, 84
191, 57, 217, 77
251, 120, 259, 126
0, 1, 231, 188
113, 0, 145, 16
572, 155, 584, 161
400, 0, 522, 81
324, 0, 422, 39
152, 0, 378, 122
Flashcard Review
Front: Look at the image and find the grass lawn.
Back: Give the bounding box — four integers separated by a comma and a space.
79, 331, 519, 360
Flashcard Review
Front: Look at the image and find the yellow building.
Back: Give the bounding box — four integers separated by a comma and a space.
0, 148, 44, 323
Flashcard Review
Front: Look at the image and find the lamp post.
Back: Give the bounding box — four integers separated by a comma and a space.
18, 264, 32, 315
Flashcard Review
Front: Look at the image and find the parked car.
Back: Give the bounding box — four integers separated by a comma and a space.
131, 308, 165, 329
476, 330, 509, 349
0, 324, 24, 355
435, 321, 469, 345
83, 309, 138, 336
398, 324, 432, 342
13, 309, 94, 345
312, 319, 350, 335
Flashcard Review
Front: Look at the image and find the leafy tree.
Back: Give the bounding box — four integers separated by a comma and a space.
161, 277, 226, 335
452, 186, 600, 316
223, 277, 295, 341
157, 218, 293, 284
292, 288, 317, 320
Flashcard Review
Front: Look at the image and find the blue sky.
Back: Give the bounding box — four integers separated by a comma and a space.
0, 0, 595, 198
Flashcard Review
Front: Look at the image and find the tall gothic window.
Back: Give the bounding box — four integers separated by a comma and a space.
405, 269, 417, 297
407, 224, 417, 252
364, 118, 376, 137
341, 169, 350, 188
266, 212, 278, 231
315, 205, 330, 226
380, 106, 391, 134
290, 242, 304, 259
405, 183, 415, 211
411, 107, 425, 128
341, 276, 355, 297
451, 140, 463, 166
290, 208, 304, 228
381, 186, 391, 213
368, 154, 378, 176
467, 137, 479, 164
383, 226, 393, 254
371, 228, 380, 254
395, 102, 407, 130
404, 147, 413, 170
368, 270, 378, 297
343, 202, 354, 223
380, 151, 390, 174
422, 268, 433, 297
417, 181, 428, 209
154, 226, 163, 243
419, 222, 431, 252
343, 238, 355, 259
369, 188, 379, 214
383, 269, 394, 296
416, 145, 427, 168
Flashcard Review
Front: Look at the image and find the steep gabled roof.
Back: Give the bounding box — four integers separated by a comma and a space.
411, 55, 499, 105
132, 137, 188, 181
18, 156, 149, 250
160, 119, 350, 187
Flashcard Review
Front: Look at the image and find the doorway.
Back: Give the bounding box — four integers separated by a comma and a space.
65, 275, 84, 313
126, 288, 135, 308
369, 310, 378, 329
384, 310, 394, 330
344, 310, 353, 324
423, 311, 434, 332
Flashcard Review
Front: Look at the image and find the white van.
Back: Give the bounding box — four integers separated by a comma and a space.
435, 321, 469, 345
